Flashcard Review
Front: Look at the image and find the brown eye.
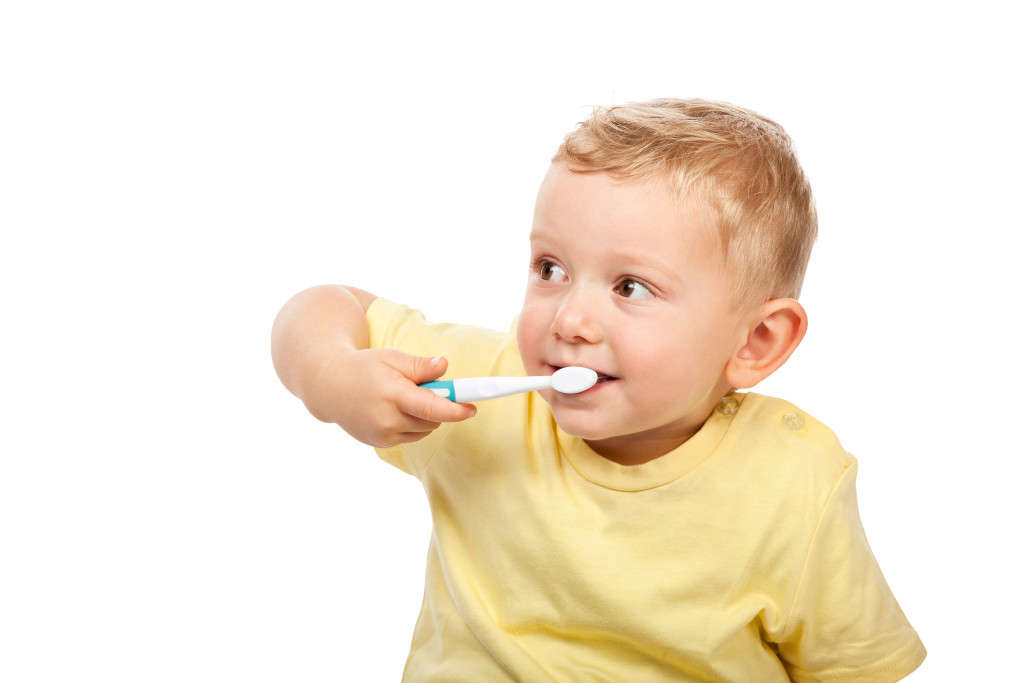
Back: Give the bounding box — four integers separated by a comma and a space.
615, 279, 653, 299
537, 261, 566, 282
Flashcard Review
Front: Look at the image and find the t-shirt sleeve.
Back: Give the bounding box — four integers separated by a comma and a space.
365, 298, 518, 477
776, 460, 926, 681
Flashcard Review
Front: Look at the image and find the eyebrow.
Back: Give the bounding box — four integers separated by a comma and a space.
610, 250, 678, 282
529, 231, 680, 283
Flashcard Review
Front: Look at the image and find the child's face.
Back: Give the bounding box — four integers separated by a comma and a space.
517, 164, 754, 465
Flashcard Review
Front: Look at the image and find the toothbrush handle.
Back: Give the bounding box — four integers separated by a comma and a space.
420, 376, 550, 402
421, 380, 456, 400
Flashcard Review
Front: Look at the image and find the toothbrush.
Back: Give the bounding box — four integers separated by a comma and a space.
420, 366, 598, 403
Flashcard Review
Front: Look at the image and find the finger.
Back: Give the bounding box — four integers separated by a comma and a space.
391, 429, 443, 445
402, 354, 449, 385
398, 387, 477, 424
394, 413, 446, 434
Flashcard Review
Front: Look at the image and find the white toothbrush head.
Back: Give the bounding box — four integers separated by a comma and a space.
550, 366, 599, 394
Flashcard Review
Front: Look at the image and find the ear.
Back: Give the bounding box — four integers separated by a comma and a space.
725, 298, 808, 390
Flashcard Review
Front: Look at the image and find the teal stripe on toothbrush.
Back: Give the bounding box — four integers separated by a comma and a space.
420, 380, 456, 402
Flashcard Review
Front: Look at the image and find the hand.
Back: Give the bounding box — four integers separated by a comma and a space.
306, 350, 477, 448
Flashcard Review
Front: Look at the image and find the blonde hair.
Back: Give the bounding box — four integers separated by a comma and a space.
553, 98, 817, 306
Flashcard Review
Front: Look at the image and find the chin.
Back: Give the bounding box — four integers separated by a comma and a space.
548, 406, 621, 441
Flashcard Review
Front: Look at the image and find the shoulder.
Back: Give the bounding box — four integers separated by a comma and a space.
366, 298, 519, 378
730, 392, 853, 472
366, 298, 509, 346
715, 393, 855, 518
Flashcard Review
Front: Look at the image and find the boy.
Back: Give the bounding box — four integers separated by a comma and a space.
271, 99, 926, 681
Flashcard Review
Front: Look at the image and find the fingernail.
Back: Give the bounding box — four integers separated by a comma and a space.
429, 356, 443, 367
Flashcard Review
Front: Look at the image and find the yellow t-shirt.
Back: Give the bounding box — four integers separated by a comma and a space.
368, 299, 926, 682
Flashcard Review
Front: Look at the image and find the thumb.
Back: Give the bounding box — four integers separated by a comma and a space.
406, 354, 450, 384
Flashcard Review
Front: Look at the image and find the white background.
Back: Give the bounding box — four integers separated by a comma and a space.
2, 1, 1021, 680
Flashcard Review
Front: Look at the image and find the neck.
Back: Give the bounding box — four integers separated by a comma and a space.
583, 389, 731, 466
585, 426, 701, 466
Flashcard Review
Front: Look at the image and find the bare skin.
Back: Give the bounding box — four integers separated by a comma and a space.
271, 284, 476, 448
272, 169, 806, 464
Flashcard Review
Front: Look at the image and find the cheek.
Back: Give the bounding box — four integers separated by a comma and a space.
614, 317, 682, 366
624, 343, 688, 393
516, 301, 546, 360
615, 324, 711, 392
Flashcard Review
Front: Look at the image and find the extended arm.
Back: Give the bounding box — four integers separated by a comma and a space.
271, 285, 475, 447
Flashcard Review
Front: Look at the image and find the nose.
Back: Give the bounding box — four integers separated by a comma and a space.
551, 286, 603, 344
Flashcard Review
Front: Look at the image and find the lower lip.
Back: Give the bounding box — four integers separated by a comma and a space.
545, 366, 618, 395
561, 381, 615, 402
560, 374, 618, 394
588, 377, 616, 390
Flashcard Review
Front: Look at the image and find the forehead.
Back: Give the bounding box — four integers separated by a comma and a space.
530, 164, 721, 262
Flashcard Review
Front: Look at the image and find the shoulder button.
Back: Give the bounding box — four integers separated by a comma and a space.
782, 411, 805, 431
716, 396, 739, 416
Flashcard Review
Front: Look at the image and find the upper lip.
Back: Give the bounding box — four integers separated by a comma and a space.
547, 363, 618, 380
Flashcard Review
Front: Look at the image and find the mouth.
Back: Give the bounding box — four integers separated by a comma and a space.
549, 365, 618, 386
